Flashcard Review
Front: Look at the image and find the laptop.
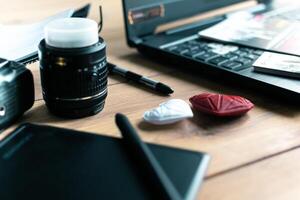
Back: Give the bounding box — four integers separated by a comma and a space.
121, 0, 300, 101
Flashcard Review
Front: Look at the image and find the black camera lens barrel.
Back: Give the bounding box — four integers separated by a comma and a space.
38, 38, 108, 118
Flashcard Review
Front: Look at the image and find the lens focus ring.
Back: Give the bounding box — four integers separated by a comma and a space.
39, 38, 108, 118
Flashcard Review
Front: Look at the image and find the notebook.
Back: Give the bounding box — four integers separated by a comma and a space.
199, 7, 300, 57
253, 52, 300, 79
0, 123, 209, 200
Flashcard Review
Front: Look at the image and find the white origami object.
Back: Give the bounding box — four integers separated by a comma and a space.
143, 99, 194, 125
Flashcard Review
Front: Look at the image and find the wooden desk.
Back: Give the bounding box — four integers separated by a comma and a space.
1, 1, 300, 199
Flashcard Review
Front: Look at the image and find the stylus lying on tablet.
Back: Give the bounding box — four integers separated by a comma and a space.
115, 113, 182, 200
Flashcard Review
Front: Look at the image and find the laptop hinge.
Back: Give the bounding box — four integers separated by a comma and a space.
132, 37, 143, 45
165, 15, 225, 35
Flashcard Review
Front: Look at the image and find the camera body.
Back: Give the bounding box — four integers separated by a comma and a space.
0, 59, 34, 129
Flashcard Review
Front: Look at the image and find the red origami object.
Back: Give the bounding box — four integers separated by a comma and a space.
189, 93, 254, 117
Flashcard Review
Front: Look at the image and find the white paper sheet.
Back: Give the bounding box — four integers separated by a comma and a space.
0, 9, 74, 61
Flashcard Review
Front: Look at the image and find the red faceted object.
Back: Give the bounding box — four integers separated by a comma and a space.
189, 93, 254, 117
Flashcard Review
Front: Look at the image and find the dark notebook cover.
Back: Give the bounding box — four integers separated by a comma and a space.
0, 124, 209, 200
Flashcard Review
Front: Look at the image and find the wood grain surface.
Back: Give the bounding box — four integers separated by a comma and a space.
1, 0, 300, 199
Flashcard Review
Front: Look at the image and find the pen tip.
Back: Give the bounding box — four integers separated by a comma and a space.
115, 113, 125, 122
115, 113, 128, 132
156, 83, 174, 95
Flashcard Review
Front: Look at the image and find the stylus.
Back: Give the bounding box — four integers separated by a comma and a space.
108, 62, 174, 95
115, 113, 182, 200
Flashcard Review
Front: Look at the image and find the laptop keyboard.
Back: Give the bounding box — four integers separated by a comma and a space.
164, 38, 264, 71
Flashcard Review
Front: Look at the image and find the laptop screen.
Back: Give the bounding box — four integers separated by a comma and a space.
123, 0, 253, 46
127, 0, 249, 20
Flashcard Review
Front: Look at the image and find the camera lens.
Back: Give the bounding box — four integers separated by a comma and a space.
38, 18, 108, 118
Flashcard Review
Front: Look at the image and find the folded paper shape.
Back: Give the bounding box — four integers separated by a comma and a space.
189, 93, 254, 116
143, 99, 194, 125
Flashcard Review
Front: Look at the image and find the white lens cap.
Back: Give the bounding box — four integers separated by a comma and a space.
45, 18, 99, 48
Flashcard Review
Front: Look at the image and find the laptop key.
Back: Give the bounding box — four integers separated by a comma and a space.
253, 50, 264, 56
224, 53, 238, 60
244, 54, 259, 60
194, 41, 208, 48
235, 57, 253, 65
178, 43, 190, 49
239, 47, 253, 53
190, 45, 200, 51
195, 52, 218, 61
187, 40, 198, 45
171, 48, 189, 54
209, 56, 229, 65
232, 50, 248, 57
183, 49, 205, 58
167, 46, 178, 51
222, 61, 242, 70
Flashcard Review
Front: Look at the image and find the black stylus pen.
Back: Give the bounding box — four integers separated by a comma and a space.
107, 62, 174, 95
115, 113, 182, 200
